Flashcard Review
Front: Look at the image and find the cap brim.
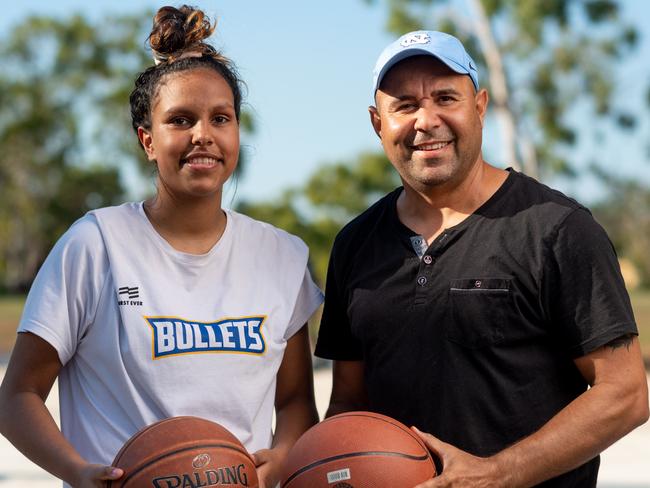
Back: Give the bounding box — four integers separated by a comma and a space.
374, 49, 474, 94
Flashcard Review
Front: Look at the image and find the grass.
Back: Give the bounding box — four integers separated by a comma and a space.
0, 292, 649, 363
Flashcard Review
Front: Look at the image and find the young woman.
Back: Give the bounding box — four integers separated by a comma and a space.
0, 6, 322, 488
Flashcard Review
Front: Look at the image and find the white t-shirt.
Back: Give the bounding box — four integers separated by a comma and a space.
18, 202, 323, 467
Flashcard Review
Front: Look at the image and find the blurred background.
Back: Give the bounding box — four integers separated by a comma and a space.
3, 0, 649, 360
0, 0, 649, 347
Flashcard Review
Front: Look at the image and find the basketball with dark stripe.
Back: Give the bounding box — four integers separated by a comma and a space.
107, 416, 258, 487
281, 411, 436, 487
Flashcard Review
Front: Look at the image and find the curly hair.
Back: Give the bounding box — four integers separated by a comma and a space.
129, 5, 243, 145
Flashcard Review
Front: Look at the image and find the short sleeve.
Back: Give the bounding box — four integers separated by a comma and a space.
542, 208, 637, 357
284, 267, 323, 340
18, 215, 110, 365
314, 238, 364, 360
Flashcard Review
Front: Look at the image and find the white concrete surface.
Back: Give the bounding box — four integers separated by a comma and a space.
0, 367, 648, 487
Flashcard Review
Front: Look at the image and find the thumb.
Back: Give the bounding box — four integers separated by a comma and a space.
98, 466, 124, 481
251, 448, 272, 467
412, 426, 446, 472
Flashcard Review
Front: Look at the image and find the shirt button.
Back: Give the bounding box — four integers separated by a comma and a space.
417, 276, 427, 286
423, 255, 433, 264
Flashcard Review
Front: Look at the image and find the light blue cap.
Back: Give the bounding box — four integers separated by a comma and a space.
372, 30, 479, 94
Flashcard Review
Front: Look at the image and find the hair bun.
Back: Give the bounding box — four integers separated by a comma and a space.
149, 5, 216, 65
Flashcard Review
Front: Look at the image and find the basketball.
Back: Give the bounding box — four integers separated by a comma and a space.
281, 411, 436, 487
107, 416, 258, 488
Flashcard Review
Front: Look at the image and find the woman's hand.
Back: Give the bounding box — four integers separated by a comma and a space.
251, 448, 285, 488
71, 464, 123, 487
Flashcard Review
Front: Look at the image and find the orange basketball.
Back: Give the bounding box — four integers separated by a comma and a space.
281, 411, 436, 488
107, 416, 258, 488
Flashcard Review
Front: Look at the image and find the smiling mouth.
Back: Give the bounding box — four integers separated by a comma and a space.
411, 141, 452, 151
182, 156, 222, 167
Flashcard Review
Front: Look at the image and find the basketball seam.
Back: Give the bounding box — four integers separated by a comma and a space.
112, 417, 230, 465
282, 450, 431, 487
323, 413, 429, 450
113, 442, 252, 487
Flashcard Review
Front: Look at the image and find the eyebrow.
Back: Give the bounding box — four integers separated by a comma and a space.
384, 87, 464, 111
162, 102, 235, 114
392, 87, 463, 100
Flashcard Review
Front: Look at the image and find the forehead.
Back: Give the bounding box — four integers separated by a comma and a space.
154, 68, 233, 107
378, 55, 472, 96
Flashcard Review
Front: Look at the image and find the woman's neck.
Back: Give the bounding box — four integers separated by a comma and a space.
143, 192, 227, 255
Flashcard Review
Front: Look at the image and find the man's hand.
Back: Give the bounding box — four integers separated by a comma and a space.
412, 427, 504, 488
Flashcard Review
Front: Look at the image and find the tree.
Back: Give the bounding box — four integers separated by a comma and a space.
366, 0, 639, 179
591, 167, 650, 288
0, 13, 153, 292
0, 12, 256, 292
238, 152, 399, 287
238, 152, 398, 340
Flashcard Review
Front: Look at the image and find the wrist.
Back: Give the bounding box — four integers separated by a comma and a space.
489, 451, 519, 488
66, 459, 91, 487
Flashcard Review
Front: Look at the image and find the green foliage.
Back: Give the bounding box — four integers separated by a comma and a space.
0, 11, 256, 292
591, 167, 650, 288
237, 152, 399, 288
0, 12, 152, 291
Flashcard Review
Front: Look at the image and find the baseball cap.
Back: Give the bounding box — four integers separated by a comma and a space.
372, 30, 479, 94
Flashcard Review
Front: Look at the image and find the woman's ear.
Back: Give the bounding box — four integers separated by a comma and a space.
138, 127, 156, 161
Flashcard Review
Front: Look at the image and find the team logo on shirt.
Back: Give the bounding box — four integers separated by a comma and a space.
117, 285, 142, 306
145, 315, 267, 359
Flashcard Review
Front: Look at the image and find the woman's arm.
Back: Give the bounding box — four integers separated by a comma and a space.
252, 324, 319, 488
0, 332, 123, 487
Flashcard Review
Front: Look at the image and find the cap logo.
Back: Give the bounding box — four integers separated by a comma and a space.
400, 33, 430, 48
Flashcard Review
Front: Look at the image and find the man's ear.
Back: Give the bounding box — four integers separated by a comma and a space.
137, 127, 156, 161
369, 105, 382, 139
475, 88, 489, 127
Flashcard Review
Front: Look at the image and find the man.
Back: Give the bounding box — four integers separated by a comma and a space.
314, 30, 649, 487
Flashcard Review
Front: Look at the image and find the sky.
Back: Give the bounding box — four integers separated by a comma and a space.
3, 0, 650, 206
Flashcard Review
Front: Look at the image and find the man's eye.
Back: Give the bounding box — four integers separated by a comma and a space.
214, 115, 229, 124
397, 103, 416, 111
170, 117, 190, 125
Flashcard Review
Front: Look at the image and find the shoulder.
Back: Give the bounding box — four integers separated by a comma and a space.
55, 212, 105, 254
499, 171, 613, 253
227, 209, 308, 257
89, 202, 142, 226
333, 188, 401, 252
489, 170, 593, 234
505, 170, 585, 214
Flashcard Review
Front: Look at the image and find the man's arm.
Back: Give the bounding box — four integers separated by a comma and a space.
414, 335, 649, 488
325, 360, 369, 418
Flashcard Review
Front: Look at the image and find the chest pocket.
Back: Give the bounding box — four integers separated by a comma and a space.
446, 277, 512, 349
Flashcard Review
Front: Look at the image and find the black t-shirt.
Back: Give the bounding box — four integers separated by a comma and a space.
315, 169, 637, 487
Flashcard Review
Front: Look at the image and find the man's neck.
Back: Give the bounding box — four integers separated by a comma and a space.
397, 162, 508, 244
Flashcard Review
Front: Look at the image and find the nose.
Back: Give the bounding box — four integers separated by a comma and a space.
191, 120, 213, 146
413, 105, 442, 133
